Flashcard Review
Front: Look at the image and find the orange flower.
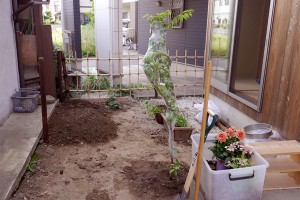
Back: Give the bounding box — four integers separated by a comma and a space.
226, 127, 235, 138
217, 132, 228, 143
236, 129, 246, 140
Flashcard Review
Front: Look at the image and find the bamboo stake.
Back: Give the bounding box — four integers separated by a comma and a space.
194, 50, 197, 97
194, 0, 213, 198
66, 55, 204, 61
194, 61, 212, 200
184, 49, 187, 97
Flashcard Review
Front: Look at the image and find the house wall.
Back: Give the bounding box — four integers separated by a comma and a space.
0, 1, 20, 124
211, 0, 300, 141
138, 0, 208, 64
80, 0, 92, 13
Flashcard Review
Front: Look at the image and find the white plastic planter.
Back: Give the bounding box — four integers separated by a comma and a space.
191, 134, 269, 200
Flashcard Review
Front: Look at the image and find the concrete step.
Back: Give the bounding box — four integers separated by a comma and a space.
0, 102, 57, 200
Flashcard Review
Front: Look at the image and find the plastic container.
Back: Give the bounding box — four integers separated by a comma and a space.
191, 134, 269, 200
11, 88, 39, 113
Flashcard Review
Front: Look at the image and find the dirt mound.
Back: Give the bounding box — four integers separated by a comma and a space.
124, 160, 188, 199
48, 100, 118, 145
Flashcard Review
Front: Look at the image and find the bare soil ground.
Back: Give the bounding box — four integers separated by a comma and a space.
11, 99, 192, 200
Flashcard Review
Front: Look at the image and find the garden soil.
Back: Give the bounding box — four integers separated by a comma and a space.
10, 99, 192, 200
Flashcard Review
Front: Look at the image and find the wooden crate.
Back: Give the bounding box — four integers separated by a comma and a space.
250, 140, 300, 190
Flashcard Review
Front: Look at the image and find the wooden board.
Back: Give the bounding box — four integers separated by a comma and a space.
266, 157, 300, 173
264, 173, 300, 190
249, 140, 300, 156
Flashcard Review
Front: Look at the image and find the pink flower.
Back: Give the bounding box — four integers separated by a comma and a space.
241, 144, 253, 154
226, 127, 235, 138
236, 129, 246, 140
226, 143, 236, 152
217, 132, 228, 143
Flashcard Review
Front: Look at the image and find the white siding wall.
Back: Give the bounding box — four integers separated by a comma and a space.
0, 1, 20, 124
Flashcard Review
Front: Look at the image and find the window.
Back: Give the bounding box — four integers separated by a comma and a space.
170, 0, 184, 28
210, 0, 275, 110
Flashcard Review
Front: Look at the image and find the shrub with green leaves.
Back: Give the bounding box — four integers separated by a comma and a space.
27, 153, 38, 173
144, 9, 193, 29
169, 159, 181, 177
146, 105, 164, 117
175, 115, 188, 127
82, 75, 110, 91
106, 96, 121, 109
81, 23, 96, 57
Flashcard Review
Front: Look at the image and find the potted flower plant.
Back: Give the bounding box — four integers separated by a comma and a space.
145, 101, 166, 124
208, 127, 254, 170
163, 114, 194, 141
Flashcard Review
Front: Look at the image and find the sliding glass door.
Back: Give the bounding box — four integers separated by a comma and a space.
210, 0, 275, 110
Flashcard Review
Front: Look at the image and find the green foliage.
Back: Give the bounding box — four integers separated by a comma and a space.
145, 101, 165, 117
209, 140, 233, 161
113, 84, 147, 97
147, 105, 164, 117
211, 33, 229, 57
175, 115, 188, 127
169, 159, 181, 177
43, 11, 53, 23
82, 76, 110, 91
144, 9, 193, 29
81, 23, 96, 57
106, 97, 121, 109
27, 153, 38, 173
226, 153, 254, 169
113, 84, 131, 97
52, 29, 63, 50
86, 0, 95, 25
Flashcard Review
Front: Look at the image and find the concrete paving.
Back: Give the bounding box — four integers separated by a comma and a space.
0, 102, 57, 200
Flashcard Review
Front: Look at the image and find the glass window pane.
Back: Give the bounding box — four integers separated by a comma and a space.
211, 0, 236, 84
229, 0, 271, 105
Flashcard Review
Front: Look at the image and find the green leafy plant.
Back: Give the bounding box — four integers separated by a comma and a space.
169, 159, 181, 177
27, 153, 38, 173
144, 9, 193, 29
208, 127, 254, 169
43, 11, 53, 24
175, 115, 188, 127
226, 152, 254, 169
106, 97, 121, 109
145, 101, 165, 117
112, 84, 147, 97
82, 76, 110, 91
85, 0, 95, 25
81, 23, 96, 57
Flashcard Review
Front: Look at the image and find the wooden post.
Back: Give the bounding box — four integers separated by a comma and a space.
38, 57, 49, 143
61, 52, 70, 100
203, 0, 213, 73
57, 51, 64, 102
194, 61, 212, 200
